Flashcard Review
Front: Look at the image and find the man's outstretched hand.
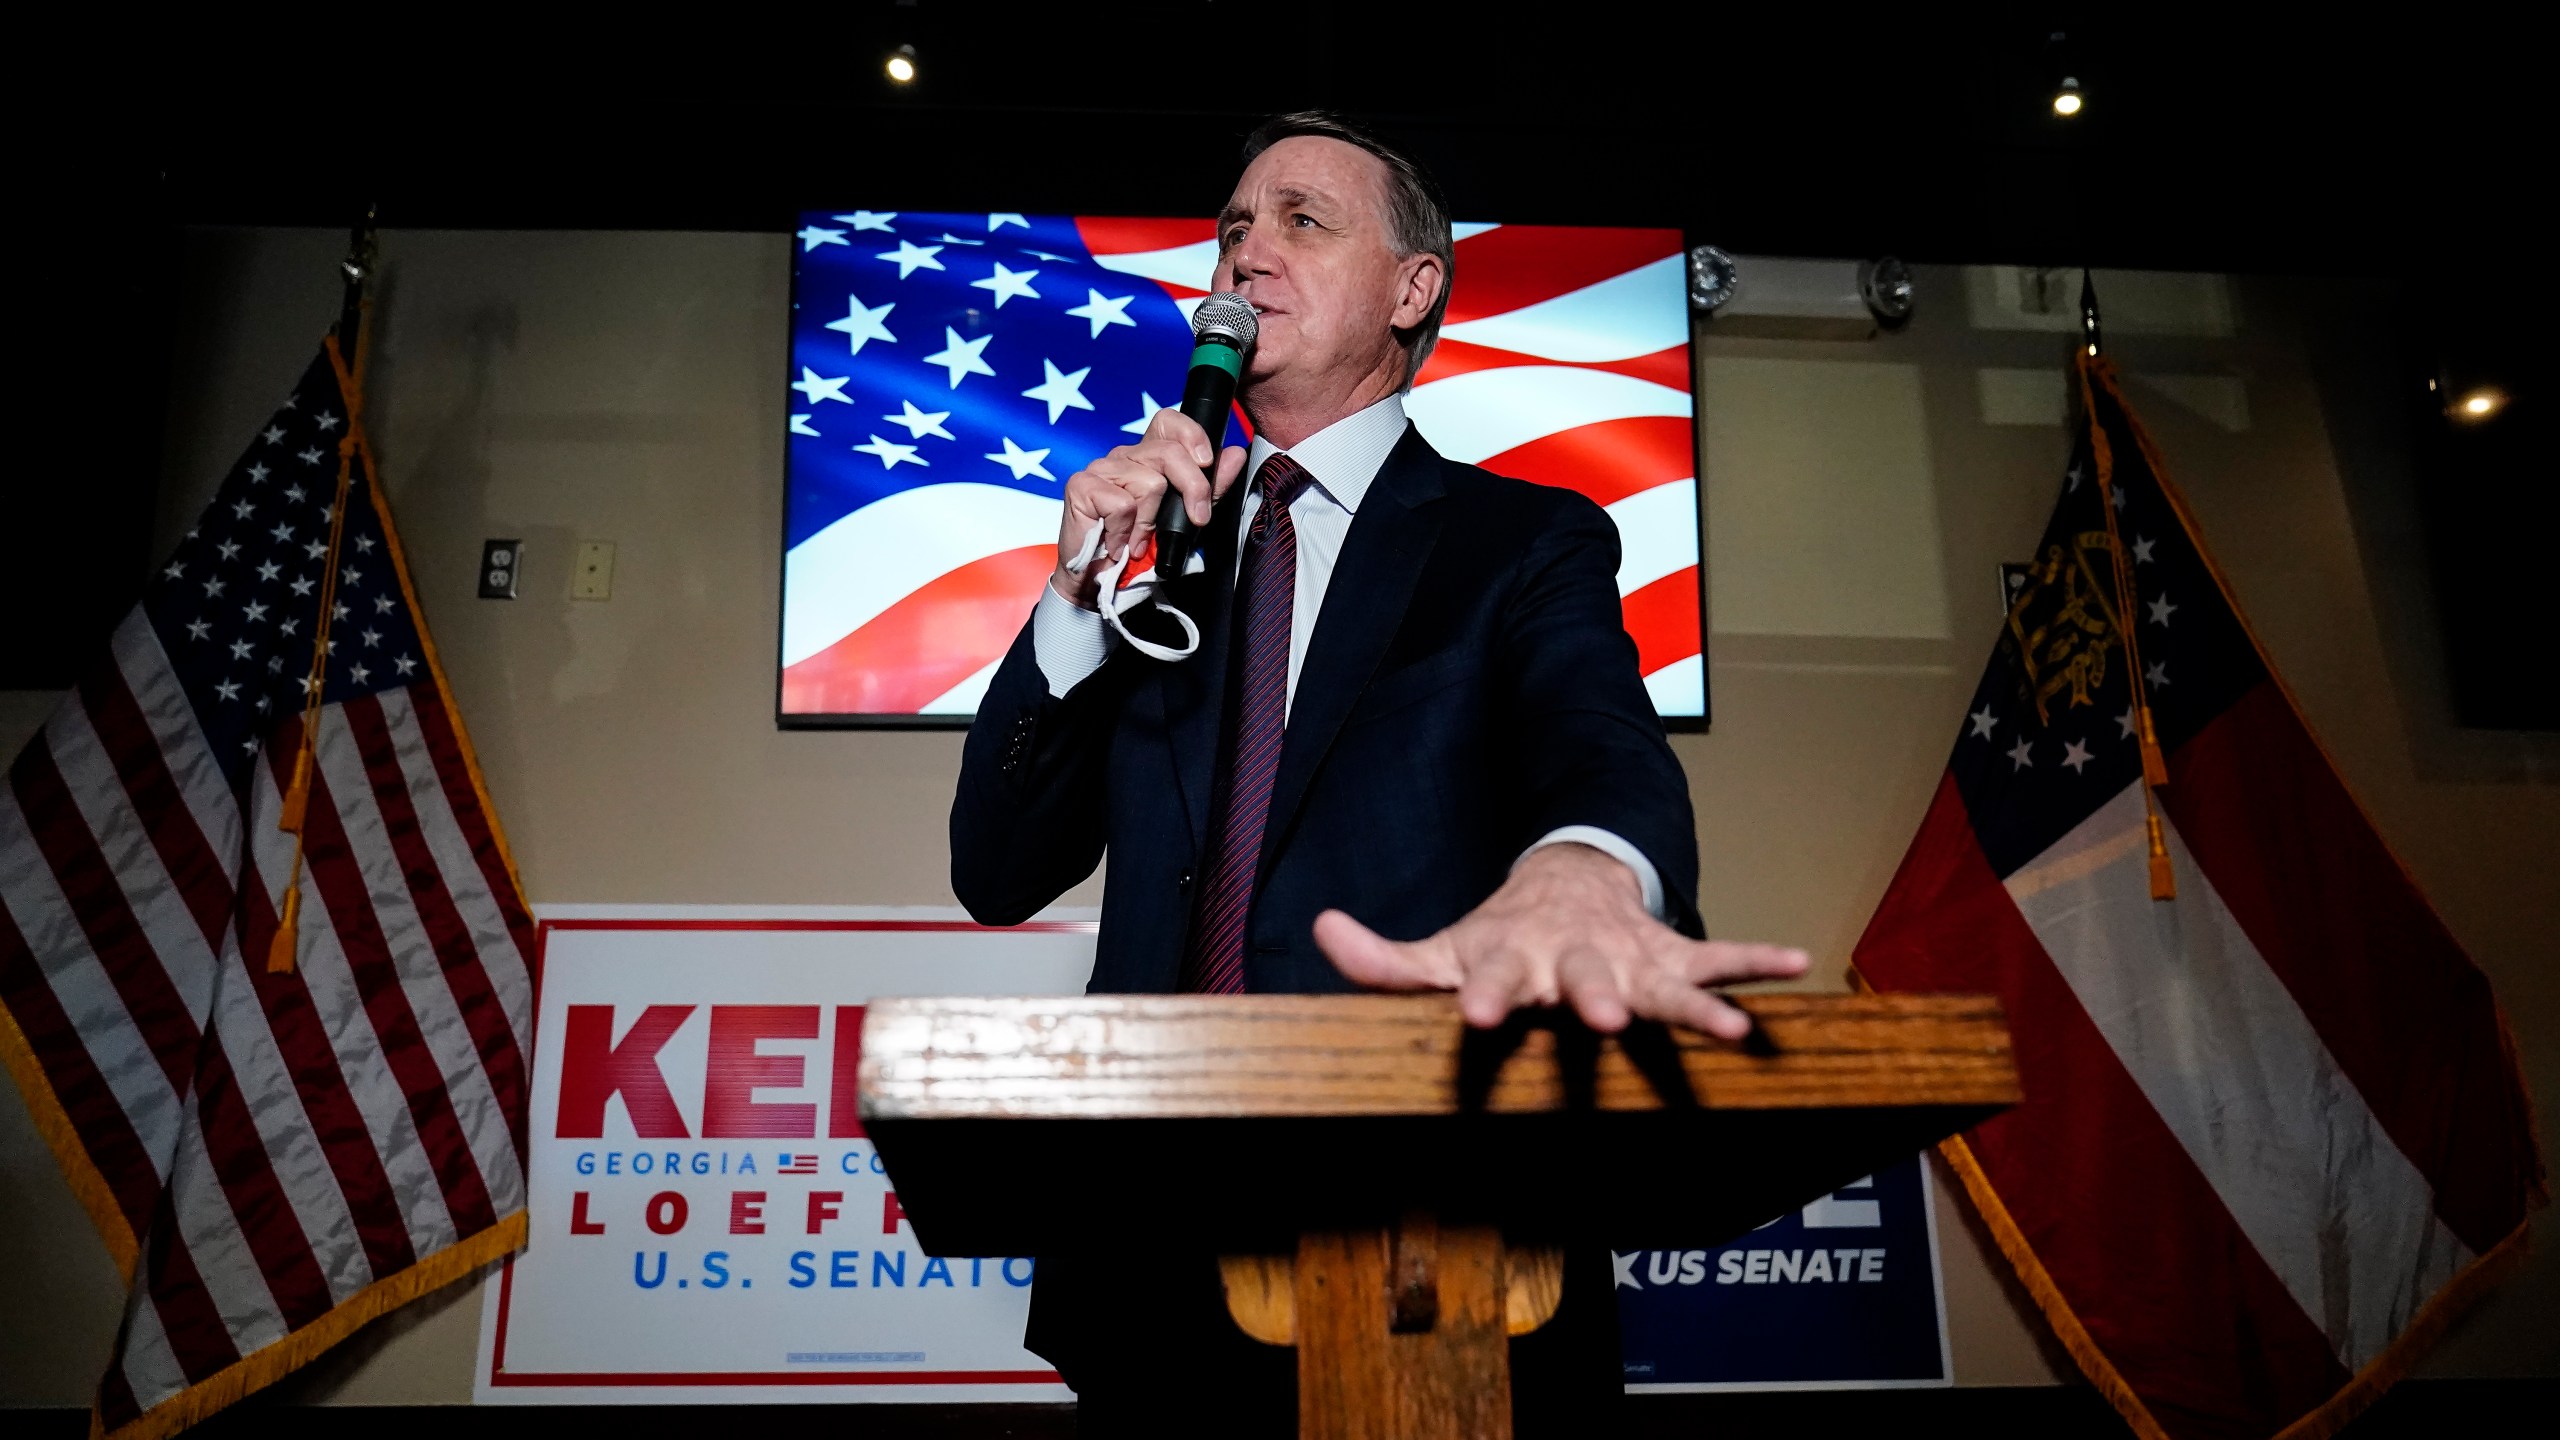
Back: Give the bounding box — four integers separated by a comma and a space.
1313, 842, 1811, 1038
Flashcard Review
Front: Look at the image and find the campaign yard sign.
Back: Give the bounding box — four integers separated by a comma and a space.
474, 907, 1095, 1404
1616, 1155, 1953, 1390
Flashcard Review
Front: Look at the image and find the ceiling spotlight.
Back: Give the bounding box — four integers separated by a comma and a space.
2053, 77, 2084, 117
886, 44, 918, 84
2453, 387, 2507, 421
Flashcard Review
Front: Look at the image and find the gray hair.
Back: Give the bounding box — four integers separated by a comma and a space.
1240, 111, 1455, 388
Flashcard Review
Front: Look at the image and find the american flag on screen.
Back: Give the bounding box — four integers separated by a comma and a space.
782, 210, 1700, 718
0, 340, 533, 1439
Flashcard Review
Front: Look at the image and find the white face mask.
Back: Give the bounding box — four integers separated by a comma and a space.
1065, 519, 1204, 663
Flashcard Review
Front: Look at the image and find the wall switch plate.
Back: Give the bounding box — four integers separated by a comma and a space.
572, 541, 616, 601
479, 539, 522, 599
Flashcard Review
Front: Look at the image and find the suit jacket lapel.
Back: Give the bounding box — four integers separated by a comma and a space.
1259, 426, 1448, 878
1165, 485, 1246, 852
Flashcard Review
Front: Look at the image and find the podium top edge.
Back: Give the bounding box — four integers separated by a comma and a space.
855, 991, 2018, 1122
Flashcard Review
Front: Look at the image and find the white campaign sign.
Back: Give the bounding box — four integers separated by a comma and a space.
474, 906, 1094, 1404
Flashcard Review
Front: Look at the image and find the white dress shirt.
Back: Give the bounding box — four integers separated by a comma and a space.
1029, 393, 1665, 916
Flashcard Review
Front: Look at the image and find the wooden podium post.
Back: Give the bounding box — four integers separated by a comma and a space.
860, 993, 2016, 1440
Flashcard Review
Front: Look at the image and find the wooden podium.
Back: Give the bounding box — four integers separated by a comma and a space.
859, 993, 2016, 1439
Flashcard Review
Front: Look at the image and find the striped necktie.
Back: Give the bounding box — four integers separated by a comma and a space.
1180, 453, 1315, 994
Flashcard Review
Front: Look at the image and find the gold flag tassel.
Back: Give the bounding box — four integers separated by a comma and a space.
2075, 346, 2177, 902
266, 327, 368, 972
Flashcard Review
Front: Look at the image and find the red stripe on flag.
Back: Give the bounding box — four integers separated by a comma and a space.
191, 1033, 334, 1329
1480, 416, 1695, 508
1073, 216, 1215, 259
1414, 338, 1691, 394
7, 744, 200, 1098
403, 688, 538, 980
1442, 225, 1683, 326
97, 1360, 142, 1430
1620, 567, 1702, 678
782, 544, 1055, 715
341, 694, 530, 1162
1857, 774, 2350, 1438
271, 725, 500, 1239
136, 1190, 245, 1382
0, 896, 164, 1237
2161, 681, 2542, 1255
78, 662, 234, 954
232, 856, 420, 1278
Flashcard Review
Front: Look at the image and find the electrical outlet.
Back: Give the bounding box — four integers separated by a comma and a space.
479, 539, 522, 600
572, 541, 616, 601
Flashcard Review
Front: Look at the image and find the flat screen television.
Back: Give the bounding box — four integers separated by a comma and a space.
779, 210, 1703, 726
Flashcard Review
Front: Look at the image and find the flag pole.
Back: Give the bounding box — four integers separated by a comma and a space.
265, 210, 378, 973
2072, 272, 2176, 900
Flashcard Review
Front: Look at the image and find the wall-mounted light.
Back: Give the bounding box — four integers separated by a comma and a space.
2053, 77, 2084, 117
2453, 387, 2507, 421
886, 44, 918, 84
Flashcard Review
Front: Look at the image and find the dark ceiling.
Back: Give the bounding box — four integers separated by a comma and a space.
63, 4, 2540, 274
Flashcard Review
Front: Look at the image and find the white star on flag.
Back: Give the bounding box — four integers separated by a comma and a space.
836, 211, 897, 232
876, 240, 946, 278
262, 425, 285, 445
350, 664, 371, 684
315, 412, 342, 431
395, 654, 418, 675
2146, 661, 2171, 687
923, 327, 996, 389
883, 401, 955, 440
298, 446, 325, 466
797, 225, 849, 252
1021, 248, 1078, 265
1022, 360, 1095, 424
185, 619, 210, 640
2147, 594, 2177, 626
2007, 737, 2035, 770
1066, 289, 1138, 339
2061, 739, 2095, 772
1968, 706, 1999, 739
218, 539, 242, 558
256, 561, 281, 581
790, 414, 820, 437
2131, 535, 2157, 563
291, 576, 315, 596
970, 262, 1041, 308
984, 437, 1056, 483
361, 628, 381, 647
1122, 393, 1165, 435
792, 367, 854, 405
243, 601, 268, 623
852, 434, 926, 469
2118, 707, 2140, 738
935, 233, 986, 246
215, 679, 240, 701
825, 293, 898, 355
988, 213, 1029, 231
246, 463, 270, 483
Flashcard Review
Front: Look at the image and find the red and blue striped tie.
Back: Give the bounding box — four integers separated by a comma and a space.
1181, 453, 1315, 994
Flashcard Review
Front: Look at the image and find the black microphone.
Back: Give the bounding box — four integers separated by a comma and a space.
1153, 292, 1259, 580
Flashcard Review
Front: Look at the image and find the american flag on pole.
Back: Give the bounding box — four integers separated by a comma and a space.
1854, 353, 2543, 1440
780, 211, 1700, 719
0, 333, 534, 1437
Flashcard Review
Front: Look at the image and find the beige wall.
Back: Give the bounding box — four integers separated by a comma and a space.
2, 227, 2552, 1407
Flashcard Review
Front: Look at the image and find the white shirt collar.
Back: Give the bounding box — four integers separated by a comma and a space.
1243, 392, 1407, 514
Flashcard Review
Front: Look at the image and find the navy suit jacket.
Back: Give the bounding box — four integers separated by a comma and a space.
951, 423, 1703, 983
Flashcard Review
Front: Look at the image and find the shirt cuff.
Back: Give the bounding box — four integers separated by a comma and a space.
1519, 826, 1666, 920
1031, 577, 1120, 698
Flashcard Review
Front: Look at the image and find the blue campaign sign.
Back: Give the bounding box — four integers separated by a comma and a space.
1615, 1154, 1951, 1390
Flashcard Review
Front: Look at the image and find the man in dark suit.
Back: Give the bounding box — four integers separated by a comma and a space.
951, 112, 1808, 1435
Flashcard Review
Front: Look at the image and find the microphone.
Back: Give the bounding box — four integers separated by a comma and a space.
1153, 292, 1258, 580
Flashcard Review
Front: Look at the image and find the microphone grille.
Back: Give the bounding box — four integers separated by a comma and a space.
1191, 292, 1259, 349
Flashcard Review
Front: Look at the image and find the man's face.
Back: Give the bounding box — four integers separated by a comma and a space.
1210, 136, 1419, 395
